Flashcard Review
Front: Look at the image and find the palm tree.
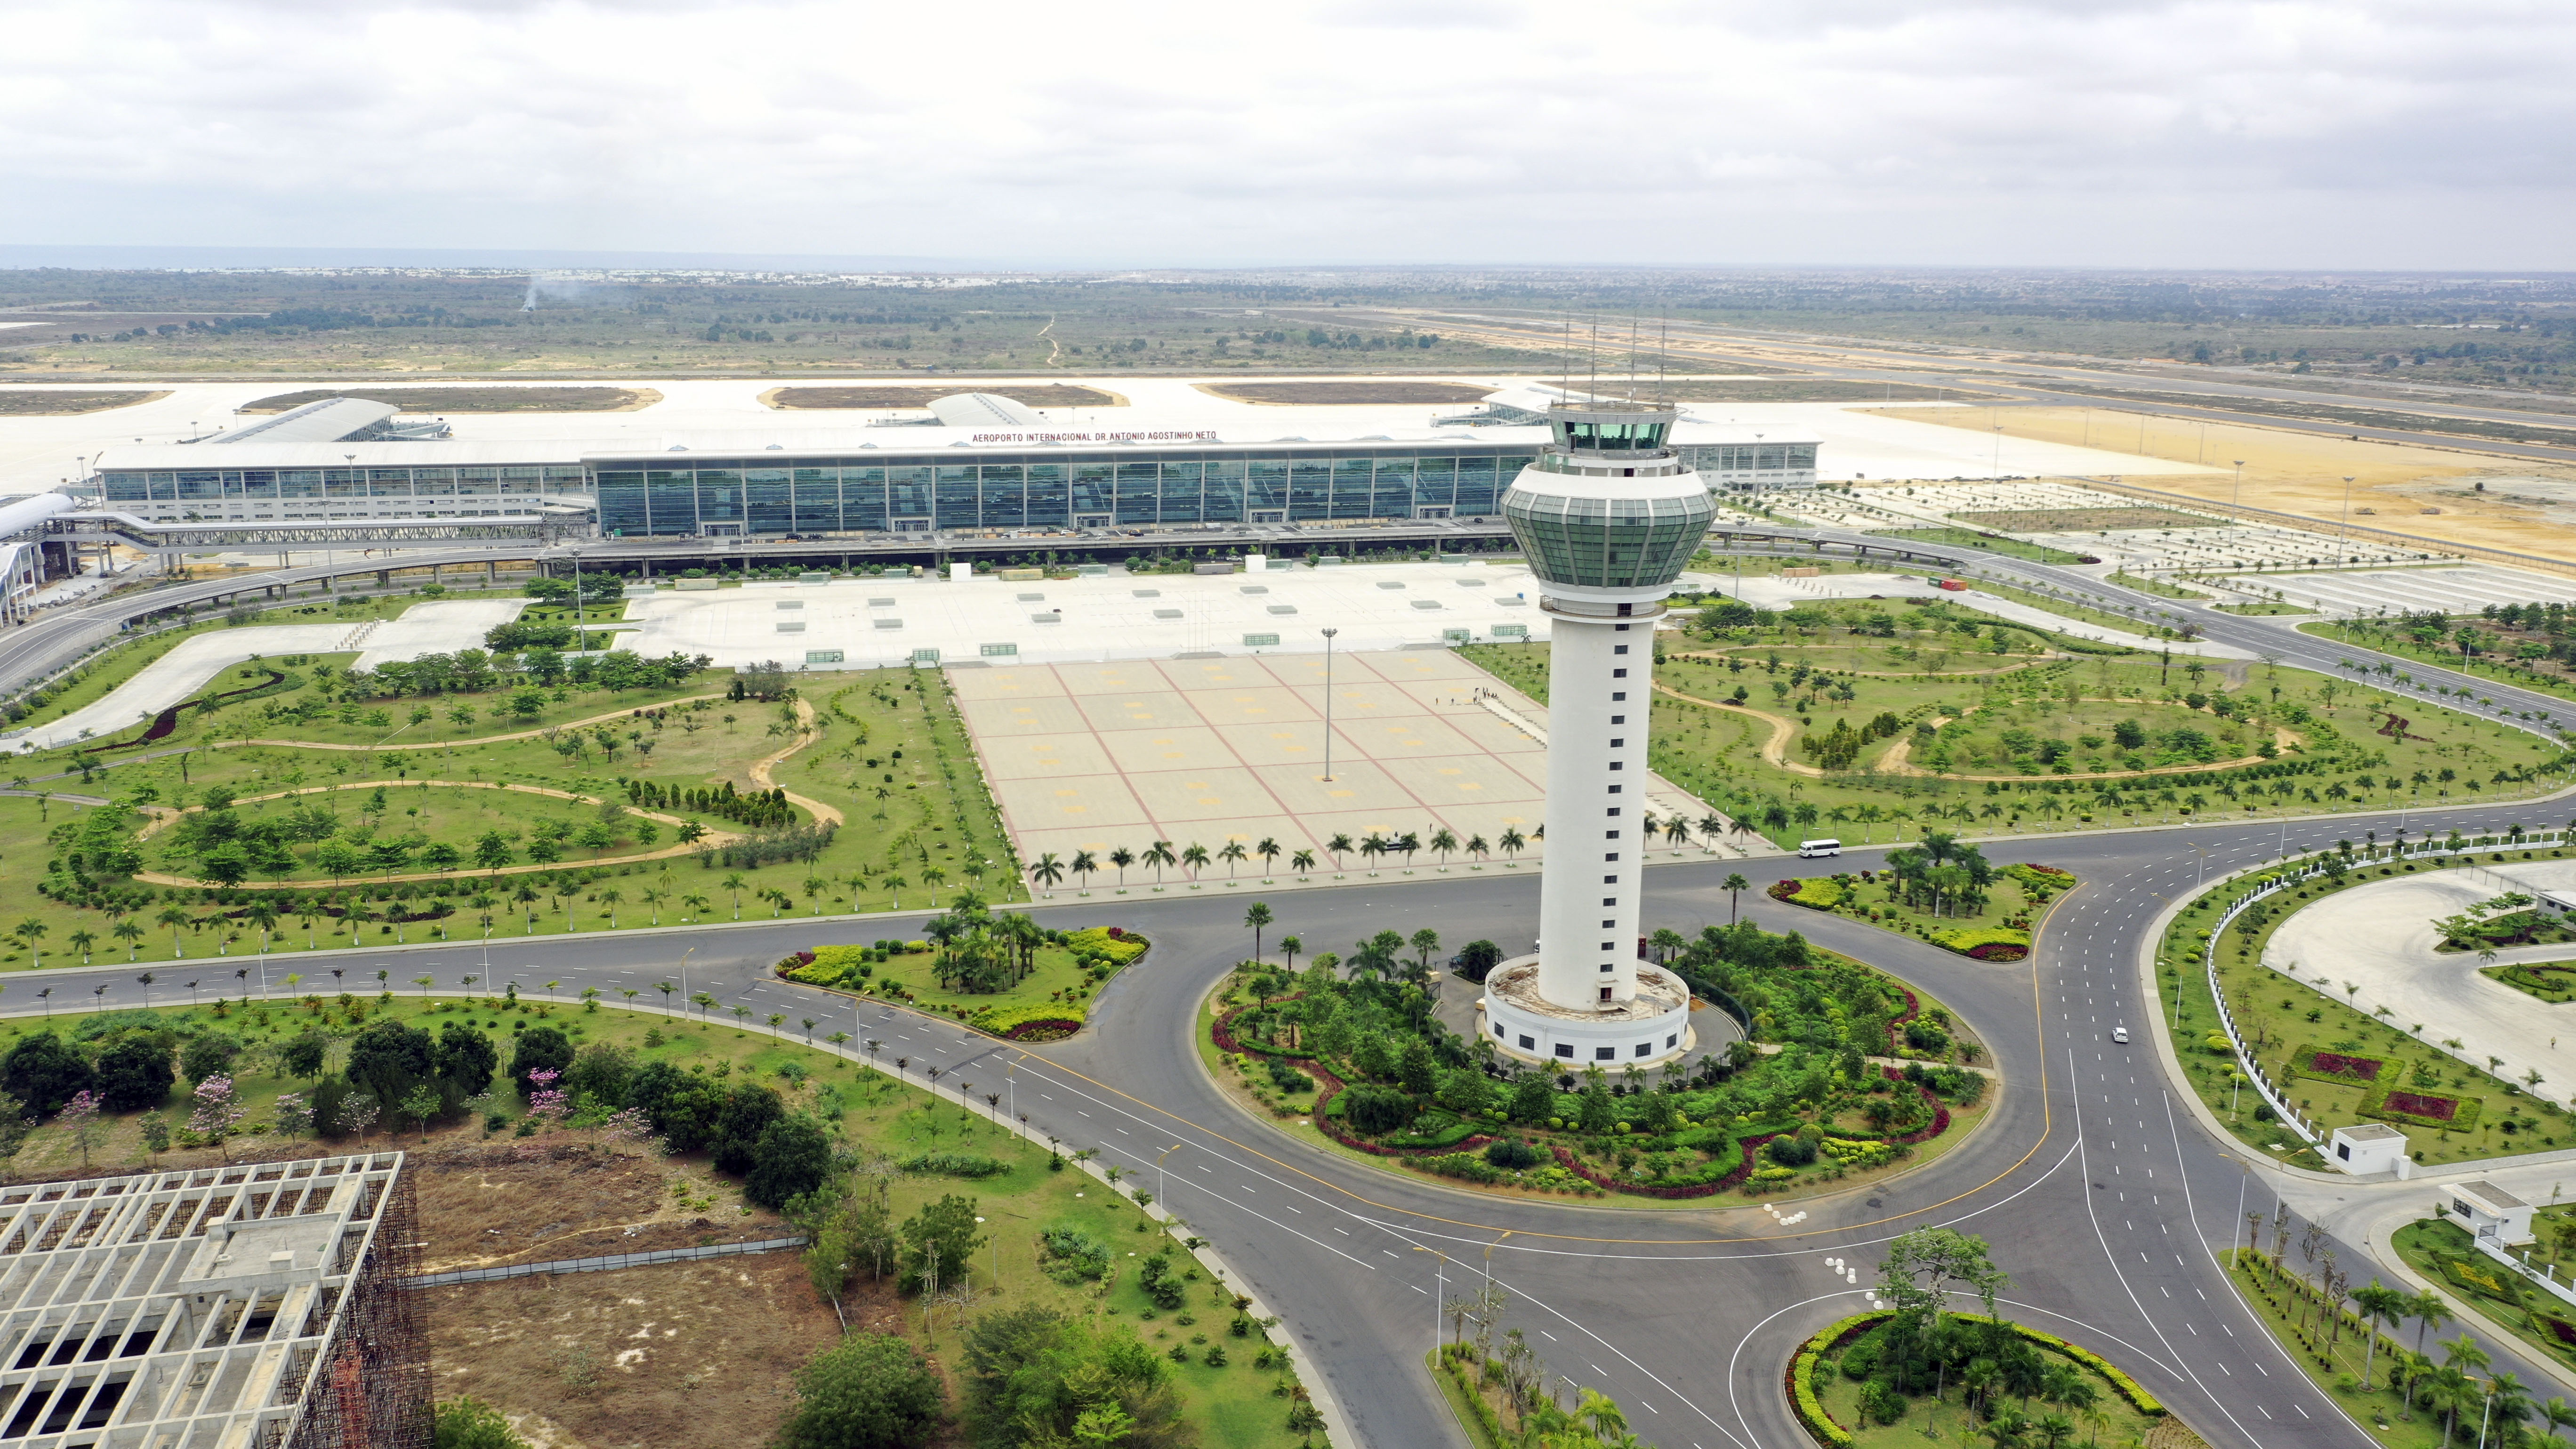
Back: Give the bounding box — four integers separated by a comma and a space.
1291, 848, 1316, 875
597, 888, 622, 927
1244, 902, 1273, 960
1326, 832, 1353, 869
683, 892, 710, 922
2538, 1397, 2576, 1445
246, 902, 280, 954
1699, 812, 1726, 845
156, 907, 191, 958
1465, 833, 1489, 861
919, 868, 945, 906
1428, 827, 1458, 865
1070, 849, 1098, 892
1218, 841, 1248, 878
722, 872, 748, 919
640, 888, 665, 926
2408, 1290, 2455, 1363
1180, 842, 1210, 880
1723, 872, 1751, 924
1143, 841, 1176, 885
2352, 1280, 2407, 1389
112, 918, 143, 961
1030, 853, 1066, 893
1498, 827, 1525, 861
68, 930, 97, 965
1256, 837, 1281, 876
12, 919, 46, 970
882, 874, 907, 909
1109, 847, 1135, 886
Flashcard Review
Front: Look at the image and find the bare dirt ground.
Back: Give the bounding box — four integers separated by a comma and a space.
1195, 379, 1493, 404
240, 386, 659, 413
0, 388, 169, 414
1637, 378, 1973, 402
764, 383, 1122, 410
410, 1139, 792, 1274
1951, 506, 2220, 531
423, 1253, 854, 1449
1874, 405, 2576, 562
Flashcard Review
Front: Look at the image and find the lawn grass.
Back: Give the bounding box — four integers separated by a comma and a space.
1861, 526, 2096, 565
2108, 569, 2212, 601
2482, 961, 2576, 1005
2214, 600, 2321, 616
0, 662, 1022, 968
2388, 1215, 2576, 1392
2218, 1246, 2446, 1448
1461, 604, 2563, 850
2154, 847, 2576, 1173
2299, 620, 2576, 711
1808, 1330, 2174, 1448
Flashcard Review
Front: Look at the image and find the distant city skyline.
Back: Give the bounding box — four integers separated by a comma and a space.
3, 0, 2568, 271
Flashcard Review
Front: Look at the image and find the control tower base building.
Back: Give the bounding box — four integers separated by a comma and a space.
1478, 401, 1713, 1070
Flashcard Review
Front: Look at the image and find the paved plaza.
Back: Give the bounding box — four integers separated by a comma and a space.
621, 560, 1550, 670
955, 647, 1730, 897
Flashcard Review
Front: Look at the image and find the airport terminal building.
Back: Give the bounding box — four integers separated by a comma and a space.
81, 398, 1819, 538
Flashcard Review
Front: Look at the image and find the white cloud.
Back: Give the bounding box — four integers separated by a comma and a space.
0, 0, 2568, 266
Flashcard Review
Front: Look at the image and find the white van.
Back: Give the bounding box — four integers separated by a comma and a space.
1797, 838, 1842, 859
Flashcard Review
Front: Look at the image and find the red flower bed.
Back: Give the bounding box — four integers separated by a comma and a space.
1963, 942, 2028, 962
2015, 863, 2075, 879
2383, 1091, 2458, 1122
2307, 1051, 2383, 1082
1004, 1019, 1081, 1042
2546, 1317, 2576, 1348
1767, 879, 1805, 903
1549, 1134, 1781, 1199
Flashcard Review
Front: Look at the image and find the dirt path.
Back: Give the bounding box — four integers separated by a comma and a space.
748, 698, 843, 827
1652, 685, 2302, 783
129, 779, 739, 889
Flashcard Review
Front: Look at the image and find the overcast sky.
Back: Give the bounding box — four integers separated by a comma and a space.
4, 0, 2569, 271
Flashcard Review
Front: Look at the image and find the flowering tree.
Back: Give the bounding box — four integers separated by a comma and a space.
524, 1069, 570, 1132
190, 1076, 244, 1161
57, 1091, 104, 1169
341, 1092, 379, 1145
598, 1107, 666, 1157
272, 1092, 314, 1139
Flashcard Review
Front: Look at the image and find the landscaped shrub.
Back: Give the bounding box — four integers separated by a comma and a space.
1340, 1084, 1415, 1135
1930, 926, 2031, 961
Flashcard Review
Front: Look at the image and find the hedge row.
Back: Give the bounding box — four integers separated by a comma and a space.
1788, 1312, 1888, 1446
1787, 1309, 2163, 1448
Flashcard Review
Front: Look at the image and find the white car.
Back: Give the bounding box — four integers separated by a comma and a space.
2111, 1026, 2130, 1044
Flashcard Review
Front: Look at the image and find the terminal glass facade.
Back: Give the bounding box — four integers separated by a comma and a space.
588, 445, 1545, 538
97, 465, 580, 516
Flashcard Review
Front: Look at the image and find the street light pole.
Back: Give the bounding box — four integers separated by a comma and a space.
2231, 460, 2245, 508
1410, 1245, 1449, 1350
2339, 475, 2357, 555
1157, 1143, 1182, 1206
1320, 628, 1338, 782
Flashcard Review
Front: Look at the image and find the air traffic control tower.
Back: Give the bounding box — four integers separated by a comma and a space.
1479, 400, 1714, 1069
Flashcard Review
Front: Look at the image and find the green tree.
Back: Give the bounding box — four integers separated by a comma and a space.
900, 1193, 987, 1293
747, 1118, 834, 1208
775, 1332, 944, 1449
1244, 901, 1273, 959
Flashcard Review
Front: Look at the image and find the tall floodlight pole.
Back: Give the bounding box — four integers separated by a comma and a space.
2339, 475, 2358, 555
1481, 398, 1711, 1070
2231, 460, 2245, 508
1320, 628, 1338, 782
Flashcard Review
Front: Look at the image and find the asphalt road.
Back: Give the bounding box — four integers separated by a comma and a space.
14, 785, 2570, 1449
4, 538, 2573, 1444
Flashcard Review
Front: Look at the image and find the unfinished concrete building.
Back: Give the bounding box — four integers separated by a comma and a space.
0, 1153, 422, 1449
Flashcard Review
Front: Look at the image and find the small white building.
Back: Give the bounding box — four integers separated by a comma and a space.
2444, 1180, 2537, 1246
2330, 1122, 2411, 1178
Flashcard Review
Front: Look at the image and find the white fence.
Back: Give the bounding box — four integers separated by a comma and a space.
2200, 829, 2573, 1163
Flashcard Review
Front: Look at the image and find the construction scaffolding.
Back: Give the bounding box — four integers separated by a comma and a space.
0, 1153, 426, 1449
